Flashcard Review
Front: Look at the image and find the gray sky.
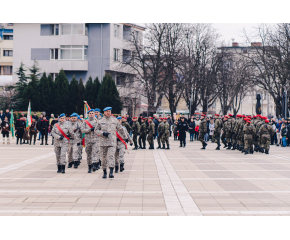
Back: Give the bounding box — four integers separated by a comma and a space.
213, 23, 259, 46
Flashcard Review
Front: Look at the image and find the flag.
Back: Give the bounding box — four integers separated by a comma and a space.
26, 101, 32, 128
10, 109, 15, 139
83, 101, 91, 147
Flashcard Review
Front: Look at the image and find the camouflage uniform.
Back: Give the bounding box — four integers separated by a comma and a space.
162, 121, 170, 148
95, 115, 126, 169
81, 117, 99, 166
243, 123, 256, 153
122, 121, 131, 134
147, 121, 155, 149
157, 121, 165, 148
198, 118, 207, 146
255, 120, 264, 150
225, 118, 233, 147
213, 118, 222, 147
138, 122, 147, 148
51, 121, 74, 166
257, 123, 275, 153
132, 121, 140, 149
115, 125, 133, 166
67, 121, 82, 165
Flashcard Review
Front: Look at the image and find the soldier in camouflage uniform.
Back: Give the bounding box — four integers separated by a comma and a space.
162, 118, 170, 149
257, 119, 275, 154
138, 118, 147, 149
67, 113, 82, 169
255, 115, 265, 152
237, 115, 245, 151
94, 108, 102, 170
243, 119, 256, 154
121, 117, 131, 134
221, 116, 227, 147
51, 113, 75, 174
230, 114, 238, 150
95, 107, 127, 178
81, 109, 99, 173
157, 118, 165, 149
77, 115, 83, 163
199, 114, 208, 149
212, 114, 222, 150
147, 117, 155, 149
223, 115, 232, 148
132, 117, 140, 150
115, 117, 133, 173
227, 114, 235, 149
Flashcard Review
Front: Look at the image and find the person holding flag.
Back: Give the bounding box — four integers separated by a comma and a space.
115, 117, 133, 173
51, 113, 75, 174
9, 109, 15, 141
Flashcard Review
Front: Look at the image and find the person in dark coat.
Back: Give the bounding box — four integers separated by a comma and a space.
177, 116, 188, 147
153, 115, 159, 140
188, 118, 195, 141
40, 116, 49, 145
29, 118, 38, 145
16, 116, 26, 145
5, 109, 11, 122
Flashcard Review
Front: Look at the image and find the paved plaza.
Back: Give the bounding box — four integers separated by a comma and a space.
0, 136, 290, 216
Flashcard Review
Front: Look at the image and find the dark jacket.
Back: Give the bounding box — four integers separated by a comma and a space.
1, 120, 10, 132
5, 112, 11, 121
177, 121, 188, 134
188, 121, 195, 134
153, 118, 159, 132
0, 113, 5, 121
39, 119, 49, 130
32, 115, 39, 121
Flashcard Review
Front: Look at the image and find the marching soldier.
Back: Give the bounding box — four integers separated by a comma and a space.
67, 113, 82, 169
1, 116, 10, 144
115, 117, 133, 173
121, 117, 131, 134
230, 114, 237, 150
132, 117, 140, 150
177, 116, 188, 148
243, 119, 256, 154
234, 115, 242, 150
51, 113, 74, 174
147, 117, 155, 149
95, 107, 127, 179
221, 116, 228, 147
212, 114, 222, 150
138, 118, 147, 149
40, 116, 49, 145
224, 115, 233, 149
77, 115, 83, 163
29, 118, 38, 145
81, 109, 99, 173
157, 118, 165, 149
227, 114, 234, 149
257, 119, 275, 154
199, 114, 208, 149
162, 117, 170, 149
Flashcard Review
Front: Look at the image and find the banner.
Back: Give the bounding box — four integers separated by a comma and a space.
10, 109, 15, 139
26, 101, 32, 128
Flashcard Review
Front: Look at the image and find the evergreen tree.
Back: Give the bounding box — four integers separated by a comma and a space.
47, 74, 55, 115
23, 75, 40, 111
29, 60, 42, 81
54, 69, 70, 114
85, 76, 94, 108
38, 72, 50, 115
93, 77, 101, 108
77, 78, 85, 115
14, 62, 28, 110
68, 75, 79, 114
97, 74, 122, 113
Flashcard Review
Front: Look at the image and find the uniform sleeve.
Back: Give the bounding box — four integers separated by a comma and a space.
116, 120, 127, 137
51, 125, 61, 140
81, 121, 91, 133
95, 121, 103, 136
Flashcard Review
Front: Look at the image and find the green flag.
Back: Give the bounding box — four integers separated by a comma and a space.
10, 109, 15, 138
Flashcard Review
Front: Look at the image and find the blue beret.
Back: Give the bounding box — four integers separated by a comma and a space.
95, 108, 100, 112
70, 113, 78, 117
103, 107, 112, 111
100, 113, 103, 117
77, 116, 81, 120
87, 109, 95, 113
59, 113, 65, 118
117, 117, 122, 120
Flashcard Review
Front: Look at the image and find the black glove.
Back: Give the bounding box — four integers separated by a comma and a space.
130, 143, 133, 146
90, 127, 95, 131
59, 136, 64, 140
103, 132, 110, 137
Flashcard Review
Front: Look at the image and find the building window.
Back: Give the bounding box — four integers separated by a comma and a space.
50, 49, 59, 60
132, 31, 139, 41
114, 24, 120, 38
49, 73, 58, 81
3, 50, 13, 57
114, 49, 120, 61
3, 35, 13, 40
61, 24, 84, 35
122, 49, 131, 63
60, 45, 87, 60
50, 24, 59, 35
3, 66, 13, 75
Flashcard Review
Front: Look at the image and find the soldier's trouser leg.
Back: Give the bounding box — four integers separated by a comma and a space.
115, 148, 120, 166
67, 143, 73, 163
142, 136, 146, 148
138, 136, 142, 148
100, 146, 116, 170
72, 142, 79, 161
212, 132, 217, 143
54, 145, 61, 165
157, 134, 162, 146
244, 139, 249, 151
133, 134, 138, 147
165, 136, 169, 147
118, 146, 126, 164
60, 143, 68, 165
92, 142, 98, 163
85, 142, 93, 165
199, 133, 205, 144
262, 135, 270, 151
78, 144, 82, 159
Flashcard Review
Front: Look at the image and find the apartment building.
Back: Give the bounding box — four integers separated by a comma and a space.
0, 23, 14, 89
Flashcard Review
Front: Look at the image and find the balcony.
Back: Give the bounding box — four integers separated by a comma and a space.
0, 75, 13, 86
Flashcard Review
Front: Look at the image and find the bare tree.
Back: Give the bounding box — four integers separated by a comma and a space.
0, 85, 16, 110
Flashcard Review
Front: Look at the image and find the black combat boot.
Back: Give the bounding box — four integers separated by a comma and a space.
102, 169, 107, 178
120, 163, 125, 172
109, 167, 114, 178
148, 145, 152, 149
183, 143, 186, 148
179, 143, 183, 147
260, 148, 264, 153
20, 139, 22, 145
88, 164, 92, 173
92, 163, 97, 172
231, 143, 236, 150
152, 144, 154, 150
133, 144, 138, 150
68, 162, 73, 168
244, 149, 249, 155
265, 149, 269, 154
115, 165, 119, 173
227, 143, 232, 150
57, 165, 61, 173
61, 165, 65, 174
215, 144, 220, 150
166, 145, 170, 150
201, 143, 206, 150
96, 161, 100, 170
223, 143, 227, 148
143, 146, 146, 149
157, 144, 161, 149
33, 141, 36, 145
162, 144, 165, 149
74, 161, 78, 168
40, 138, 43, 145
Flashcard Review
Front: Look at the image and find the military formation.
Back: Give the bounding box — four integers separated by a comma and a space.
202, 114, 275, 154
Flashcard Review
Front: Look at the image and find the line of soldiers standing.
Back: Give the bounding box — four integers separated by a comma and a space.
201, 113, 275, 154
